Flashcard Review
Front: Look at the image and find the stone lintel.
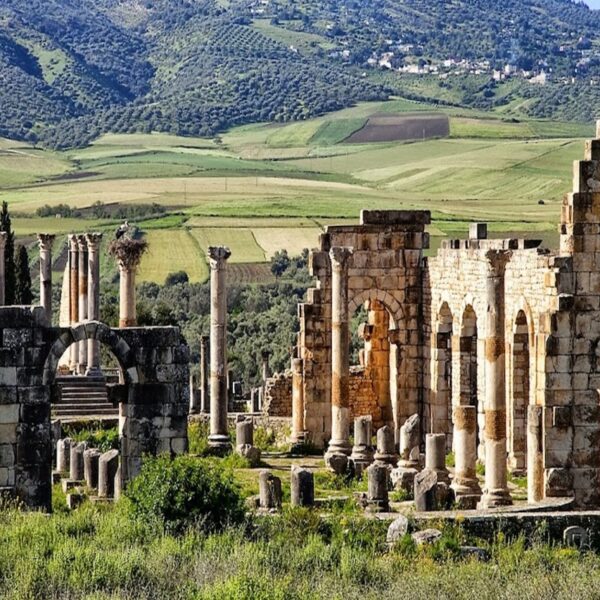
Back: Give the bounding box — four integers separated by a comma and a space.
360, 210, 431, 226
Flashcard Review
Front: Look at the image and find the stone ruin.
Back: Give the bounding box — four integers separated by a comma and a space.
254, 123, 600, 510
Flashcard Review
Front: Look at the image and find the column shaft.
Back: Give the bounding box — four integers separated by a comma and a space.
208, 246, 231, 451
68, 235, 79, 370
325, 246, 353, 464
37, 234, 55, 325
77, 236, 88, 373
86, 233, 102, 373
0, 232, 7, 306
200, 336, 209, 413
451, 405, 481, 508
291, 358, 305, 442
119, 266, 137, 328
480, 250, 512, 508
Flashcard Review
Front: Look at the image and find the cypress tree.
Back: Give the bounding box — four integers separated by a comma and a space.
15, 245, 32, 305
0, 202, 16, 304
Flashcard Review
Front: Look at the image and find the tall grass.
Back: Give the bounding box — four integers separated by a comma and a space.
0, 500, 599, 599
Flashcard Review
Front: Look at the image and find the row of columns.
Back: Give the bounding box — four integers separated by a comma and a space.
67, 234, 103, 374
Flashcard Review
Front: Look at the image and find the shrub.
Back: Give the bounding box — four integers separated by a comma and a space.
64, 425, 119, 453
126, 454, 245, 535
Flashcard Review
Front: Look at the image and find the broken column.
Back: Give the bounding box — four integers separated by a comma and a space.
98, 449, 119, 498
325, 246, 353, 468
37, 233, 55, 324
391, 415, 419, 492
425, 433, 450, 484
0, 231, 6, 306
350, 415, 374, 476
261, 350, 270, 383
451, 405, 482, 509
77, 235, 88, 373
258, 470, 282, 511
57, 438, 73, 473
479, 250, 512, 509
84, 448, 101, 489
85, 233, 103, 374
291, 466, 314, 507
527, 405, 544, 503
291, 357, 307, 447
69, 442, 86, 481
207, 246, 232, 452
374, 424, 398, 466
366, 463, 389, 512
200, 335, 209, 413
236, 417, 260, 465
68, 234, 79, 370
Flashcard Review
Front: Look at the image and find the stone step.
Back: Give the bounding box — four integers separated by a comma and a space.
60, 391, 108, 398
52, 408, 117, 417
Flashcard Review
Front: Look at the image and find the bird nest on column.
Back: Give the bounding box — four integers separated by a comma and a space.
107, 237, 148, 269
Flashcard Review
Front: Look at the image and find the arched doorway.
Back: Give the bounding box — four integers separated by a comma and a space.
432, 302, 453, 448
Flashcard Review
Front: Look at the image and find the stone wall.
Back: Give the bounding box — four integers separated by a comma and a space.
0, 308, 189, 510
263, 372, 292, 417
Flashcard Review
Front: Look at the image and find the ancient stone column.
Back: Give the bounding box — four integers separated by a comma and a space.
374, 424, 398, 466
208, 246, 232, 452
0, 232, 6, 306
350, 415, 374, 475
425, 433, 450, 484
291, 357, 306, 445
366, 463, 389, 512
68, 234, 79, 370
57, 438, 73, 473
258, 470, 282, 511
480, 250, 512, 509
325, 246, 353, 467
85, 233, 103, 374
291, 466, 314, 507
451, 405, 481, 509
111, 239, 146, 328
199, 335, 209, 413
37, 234, 55, 324
84, 448, 101, 489
77, 235, 89, 373
98, 449, 119, 498
527, 405, 544, 503
69, 442, 86, 481
261, 350, 270, 383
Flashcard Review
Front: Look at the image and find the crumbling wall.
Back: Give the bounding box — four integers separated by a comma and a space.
263, 372, 292, 417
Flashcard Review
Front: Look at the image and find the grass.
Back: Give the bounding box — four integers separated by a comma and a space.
138, 229, 208, 283
189, 228, 266, 263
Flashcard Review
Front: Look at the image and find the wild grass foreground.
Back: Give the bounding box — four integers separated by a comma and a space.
0, 491, 598, 599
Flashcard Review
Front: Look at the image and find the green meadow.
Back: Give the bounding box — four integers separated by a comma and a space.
0, 99, 590, 283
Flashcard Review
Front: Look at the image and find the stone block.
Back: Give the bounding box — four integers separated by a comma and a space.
98, 450, 120, 498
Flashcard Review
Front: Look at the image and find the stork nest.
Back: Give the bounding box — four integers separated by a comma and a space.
108, 237, 148, 268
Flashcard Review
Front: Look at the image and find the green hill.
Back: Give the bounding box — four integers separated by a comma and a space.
1, 0, 600, 148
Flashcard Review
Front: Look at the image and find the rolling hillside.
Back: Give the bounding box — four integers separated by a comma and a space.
1, 0, 600, 148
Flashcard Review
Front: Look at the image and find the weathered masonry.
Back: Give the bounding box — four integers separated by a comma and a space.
275, 125, 600, 508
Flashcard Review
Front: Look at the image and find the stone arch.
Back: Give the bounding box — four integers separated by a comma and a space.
348, 289, 403, 329
43, 321, 140, 385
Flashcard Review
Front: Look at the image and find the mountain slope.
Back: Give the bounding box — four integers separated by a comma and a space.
0, 0, 599, 148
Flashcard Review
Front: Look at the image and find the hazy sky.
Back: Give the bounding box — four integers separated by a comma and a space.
586, 0, 600, 9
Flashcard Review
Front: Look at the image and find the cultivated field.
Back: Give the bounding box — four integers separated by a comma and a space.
0, 99, 593, 283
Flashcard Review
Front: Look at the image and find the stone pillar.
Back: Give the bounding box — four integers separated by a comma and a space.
86, 233, 102, 374
366, 463, 389, 512
374, 425, 398, 466
200, 335, 209, 413
291, 466, 314, 507
68, 234, 79, 370
451, 405, 481, 509
325, 246, 353, 467
84, 448, 101, 489
57, 438, 73, 473
208, 246, 232, 452
98, 449, 119, 498
527, 405, 544, 503
350, 416, 374, 475
69, 442, 86, 481
77, 236, 89, 373
291, 357, 306, 445
0, 232, 6, 306
480, 250, 512, 509
259, 470, 282, 511
425, 433, 450, 484
37, 234, 55, 324
261, 350, 270, 383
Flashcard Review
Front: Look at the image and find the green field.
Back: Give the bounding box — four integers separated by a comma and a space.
0, 100, 593, 283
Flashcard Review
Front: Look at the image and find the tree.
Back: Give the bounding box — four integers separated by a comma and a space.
15, 245, 32, 305
270, 250, 290, 279
0, 202, 16, 305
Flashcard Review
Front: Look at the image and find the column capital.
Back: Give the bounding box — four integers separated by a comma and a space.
77, 234, 88, 252
37, 233, 55, 252
85, 232, 103, 250
485, 249, 511, 275
329, 246, 353, 268
208, 246, 231, 270
68, 234, 79, 251
109, 237, 148, 270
